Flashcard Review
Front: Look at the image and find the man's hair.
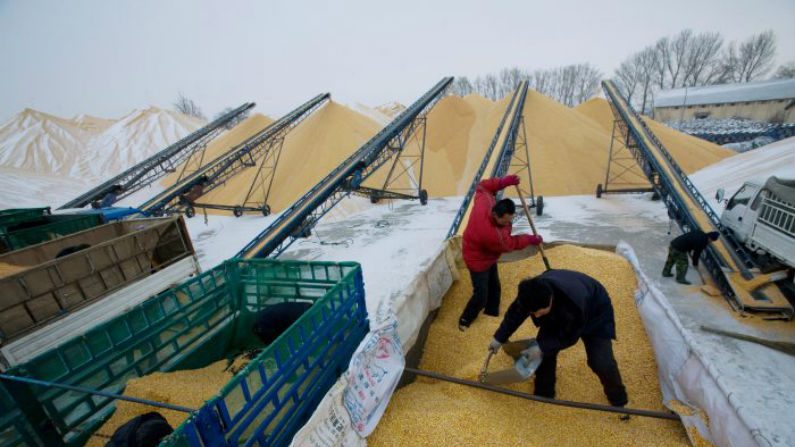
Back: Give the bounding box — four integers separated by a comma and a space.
492, 199, 516, 217
517, 277, 553, 311
707, 231, 720, 241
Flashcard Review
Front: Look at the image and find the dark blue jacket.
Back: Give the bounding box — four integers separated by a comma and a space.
494, 269, 616, 354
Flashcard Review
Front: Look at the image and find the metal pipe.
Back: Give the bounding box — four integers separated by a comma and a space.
0, 373, 196, 413
403, 367, 680, 421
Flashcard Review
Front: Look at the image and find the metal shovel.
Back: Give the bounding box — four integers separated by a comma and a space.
479, 339, 543, 385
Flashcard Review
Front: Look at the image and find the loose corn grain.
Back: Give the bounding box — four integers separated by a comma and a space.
369, 245, 707, 447
86, 359, 235, 446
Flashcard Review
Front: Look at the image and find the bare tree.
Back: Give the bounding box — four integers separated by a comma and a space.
450, 77, 475, 96
682, 31, 724, 86
615, 58, 641, 105
725, 30, 777, 82
482, 74, 500, 100
572, 64, 602, 105
773, 61, 795, 79
530, 69, 555, 97
614, 49, 658, 112
458, 63, 600, 106
636, 48, 659, 112
173, 92, 206, 120
666, 29, 693, 88
653, 37, 670, 89
498, 67, 525, 98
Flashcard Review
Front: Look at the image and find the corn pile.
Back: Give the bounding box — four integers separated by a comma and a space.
0, 261, 27, 277
369, 244, 699, 447
87, 359, 234, 446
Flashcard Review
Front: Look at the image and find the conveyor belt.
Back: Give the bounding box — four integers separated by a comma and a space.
59, 103, 255, 209
603, 81, 792, 315
447, 81, 528, 237
139, 94, 329, 215
237, 77, 453, 259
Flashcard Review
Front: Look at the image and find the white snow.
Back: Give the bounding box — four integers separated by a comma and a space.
656, 78, 795, 108
690, 135, 795, 209
0, 106, 204, 183
0, 166, 90, 209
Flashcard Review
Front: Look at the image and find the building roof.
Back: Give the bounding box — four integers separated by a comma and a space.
655, 78, 795, 108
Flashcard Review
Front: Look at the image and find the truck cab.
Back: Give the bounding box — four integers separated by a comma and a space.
716, 177, 795, 269
719, 181, 762, 244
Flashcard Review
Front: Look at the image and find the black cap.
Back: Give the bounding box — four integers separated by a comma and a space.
517, 277, 552, 311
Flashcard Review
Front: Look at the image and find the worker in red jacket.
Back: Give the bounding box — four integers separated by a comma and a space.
459, 175, 543, 331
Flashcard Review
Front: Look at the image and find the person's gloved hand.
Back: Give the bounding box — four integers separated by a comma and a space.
502, 175, 521, 186
527, 234, 543, 245
488, 339, 503, 354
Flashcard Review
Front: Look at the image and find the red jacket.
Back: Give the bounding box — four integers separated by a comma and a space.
462, 177, 540, 272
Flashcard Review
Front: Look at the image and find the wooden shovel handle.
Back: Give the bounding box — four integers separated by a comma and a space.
514, 185, 551, 271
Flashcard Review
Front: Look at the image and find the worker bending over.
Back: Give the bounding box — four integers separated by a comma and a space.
662, 230, 720, 285
458, 175, 543, 331
489, 270, 628, 407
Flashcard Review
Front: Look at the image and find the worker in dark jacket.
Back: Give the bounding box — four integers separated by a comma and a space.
488, 270, 628, 407
662, 230, 720, 285
99, 185, 124, 208
458, 175, 543, 331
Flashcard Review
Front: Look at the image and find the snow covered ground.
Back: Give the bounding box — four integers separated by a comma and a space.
690, 135, 795, 210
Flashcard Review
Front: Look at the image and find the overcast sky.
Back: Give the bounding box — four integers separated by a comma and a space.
1, 0, 793, 122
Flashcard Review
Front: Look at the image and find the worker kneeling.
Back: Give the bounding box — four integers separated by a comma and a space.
489, 270, 629, 407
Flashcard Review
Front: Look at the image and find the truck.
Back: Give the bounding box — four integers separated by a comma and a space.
0, 216, 200, 369
716, 176, 795, 270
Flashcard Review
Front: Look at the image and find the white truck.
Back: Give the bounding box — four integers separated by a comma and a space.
716, 176, 795, 270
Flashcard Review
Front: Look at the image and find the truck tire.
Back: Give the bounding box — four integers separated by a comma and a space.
536, 196, 544, 216
233, 207, 244, 217
261, 205, 271, 216
419, 189, 429, 206
596, 184, 603, 198
185, 206, 195, 218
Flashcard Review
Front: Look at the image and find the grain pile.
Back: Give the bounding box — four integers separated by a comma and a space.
163, 102, 382, 214
574, 97, 614, 132
369, 245, 695, 447
520, 91, 621, 196
87, 360, 234, 446
0, 261, 29, 277
642, 117, 733, 173
421, 94, 511, 197
160, 113, 274, 194
569, 97, 732, 181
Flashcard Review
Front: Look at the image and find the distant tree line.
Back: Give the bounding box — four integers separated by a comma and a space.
614, 29, 789, 113
452, 30, 793, 112
450, 64, 602, 107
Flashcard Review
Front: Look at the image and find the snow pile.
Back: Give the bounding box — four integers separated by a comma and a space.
690, 136, 795, 209
0, 107, 205, 181
0, 108, 95, 174
656, 78, 795, 108
72, 107, 205, 179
